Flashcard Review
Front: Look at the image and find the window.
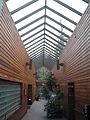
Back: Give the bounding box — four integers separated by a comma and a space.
0, 80, 21, 120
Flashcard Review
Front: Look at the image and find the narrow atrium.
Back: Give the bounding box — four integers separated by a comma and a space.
0, 0, 90, 120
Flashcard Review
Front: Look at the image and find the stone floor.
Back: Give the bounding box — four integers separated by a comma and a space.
22, 100, 67, 120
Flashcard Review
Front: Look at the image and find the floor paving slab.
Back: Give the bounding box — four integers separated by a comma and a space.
22, 100, 67, 120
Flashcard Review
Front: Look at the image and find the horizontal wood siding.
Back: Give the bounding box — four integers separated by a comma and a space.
52, 4, 90, 120
0, 1, 36, 120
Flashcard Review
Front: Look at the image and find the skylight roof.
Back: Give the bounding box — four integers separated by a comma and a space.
6, 0, 88, 70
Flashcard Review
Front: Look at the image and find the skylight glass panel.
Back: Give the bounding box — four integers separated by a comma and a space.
58, 0, 88, 13
6, 0, 88, 69
7, 0, 33, 11
25, 35, 44, 48
22, 30, 44, 44
21, 25, 44, 40
15, 9, 45, 29
26, 40, 43, 51
47, 0, 81, 23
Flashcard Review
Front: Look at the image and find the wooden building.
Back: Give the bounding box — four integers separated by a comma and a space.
0, 0, 90, 120
52, 2, 90, 120
0, 0, 36, 120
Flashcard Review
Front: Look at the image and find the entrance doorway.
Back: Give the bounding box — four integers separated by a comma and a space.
68, 82, 75, 120
27, 85, 32, 105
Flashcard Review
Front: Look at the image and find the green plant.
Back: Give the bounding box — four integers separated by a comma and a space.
44, 86, 63, 118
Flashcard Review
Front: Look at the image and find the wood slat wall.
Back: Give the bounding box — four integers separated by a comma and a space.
52, 3, 90, 120
0, 1, 36, 119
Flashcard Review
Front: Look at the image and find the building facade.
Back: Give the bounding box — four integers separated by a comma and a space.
52, 3, 90, 120
0, 1, 36, 120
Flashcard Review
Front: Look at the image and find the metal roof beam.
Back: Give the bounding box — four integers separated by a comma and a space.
27, 41, 44, 52
28, 44, 44, 54
45, 50, 57, 60
18, 15, 44, 31
31, 53, 43, 60
30, 51, 43, 59
44, 52, 57, 60
45, 47, 59, 57
29, 46, 44, 56
82, 0, 89, 3
44, 52, 56, 61
45, 37, 63, 51
53, 0, 82, 16
25, 38, 44, 50
11, 0, 39, 15
44, 40, 61, 54
21, 23, 44, 37
24, 33, 44, 46
45, 23, 69, 38
45, 28, 67, 43
31, 54, 43, 60
44, 50, 56, 59
23, 28, 44, 42
44, 49, 58, 58
30, 48, 44, 58
31, 50, 45, 60
15, 6, 45, 24
46, 15, 73, 32
27, 43, 44, 54
46, 6, 77, 25
45, 34, 65, 48
45, 43, 60, 56
5, 0, 9, 2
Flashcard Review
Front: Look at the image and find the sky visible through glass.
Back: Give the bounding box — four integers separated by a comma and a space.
6, 0, 88, 69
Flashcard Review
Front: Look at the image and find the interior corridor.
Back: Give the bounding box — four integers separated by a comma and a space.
22, 100, 67, 120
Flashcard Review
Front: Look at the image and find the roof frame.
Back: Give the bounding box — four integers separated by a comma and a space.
45, 33, 65, 47
46, 22, 69, 38
21, 23, 44, 37
46, 6, 77, 25
46, 15, 73, 32
24, 33, 44, 46
15, 6, 45, 24
23, 28, 44, 42
44, 52, 57, 61
28, 44, 44, 54
30, 48, 44, 58
11, 0, 39, 15
45, 37, 63, 51
30, 52, 43, 60
27, 41, 44, 52
18, 15, 44, 31
53, 0, 82, 16
45, 43, 60, 56
44, 48, 59, 58
45, 28, 67, 42
44, 40, 61, 53
82, 0, 89, 3
31, 53, 43, 60
44, 50, 56, 59
43, 0, 47, 66
45, 47, 59, 57
25, 38, 44, 50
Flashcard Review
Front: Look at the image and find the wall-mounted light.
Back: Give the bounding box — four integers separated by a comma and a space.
56, 59, 63, 70
26, 59, 32, 69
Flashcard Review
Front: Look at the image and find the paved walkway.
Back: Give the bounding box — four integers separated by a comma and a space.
22, 100, 67, 120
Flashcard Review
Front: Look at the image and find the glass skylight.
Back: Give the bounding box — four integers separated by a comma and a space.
6, 0, 88, 70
